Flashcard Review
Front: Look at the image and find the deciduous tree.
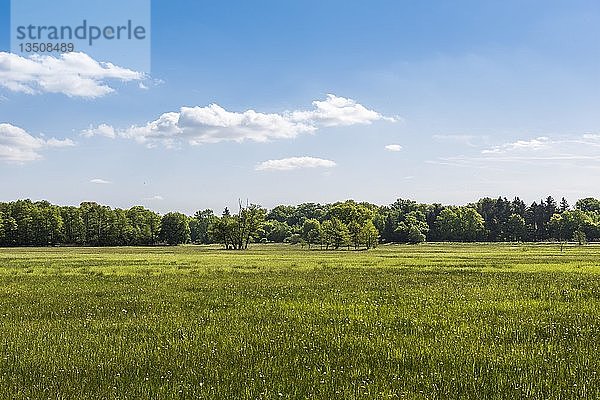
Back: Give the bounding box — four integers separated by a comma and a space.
159, 212, 190, 245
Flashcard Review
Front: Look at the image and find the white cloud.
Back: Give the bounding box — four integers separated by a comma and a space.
90, 178, 111, 184
433, 134, 600, 169
290, 94, 396, 127
144, 195, 164, 201
385, 144, 403, 152
0, 52, 144, 98
81, 124, 116, 138
482, 137, 550, 154
178, 104, 315, 144
583, 133, 600, 141
46, 138, 75, 147
0, 123, 74, 163
82, 94, 396, 147
256, 156, 337, 171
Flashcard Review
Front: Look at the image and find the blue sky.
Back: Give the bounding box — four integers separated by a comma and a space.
1, 0, 599, 213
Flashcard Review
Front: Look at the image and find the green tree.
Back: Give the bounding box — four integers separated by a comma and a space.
45, 205, 64, 245
573, 229, 587, 245
301, 219, 321, 248
210, 204, 265, 250
294, 203, 327, 224
287, 233, 303, 245
236, 203, 266, 250
190, 209, 216, 244
320, 220, 334, 250
159, 212, 190, 245
360, 220, 379, 249
395, 211, 429, 244
79, 202, 117, 246
506, 214, 527, 242
30, 205, 47, 245
575, 198, 600, 213
61, 206, 85, 245
11, 200, 34, 245
550, 210, 598, 242
436, 207, 485, 242
0, 209, 17, 246
126, 206, 161, 245
475, 197, 513, 241
114, 209, 134, 245
550, 213, 567, 243
0, 212, 4, 244
267, 205, 297, 226
559, 197, 570, 213
321, 218, 350, 249
97, 205, 117, 246
327, 201, 373, 226
348, 220, 362, 249
407, 225, 426, 244
27, 201, 63, 245
209, 215, 234, 250
262, 220, 292, 243
148, 211, 161, 244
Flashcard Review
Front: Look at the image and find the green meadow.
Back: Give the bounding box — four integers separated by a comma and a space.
1, 244, 600, 399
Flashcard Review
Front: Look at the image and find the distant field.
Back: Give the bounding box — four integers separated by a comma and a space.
1, 244, 600, 399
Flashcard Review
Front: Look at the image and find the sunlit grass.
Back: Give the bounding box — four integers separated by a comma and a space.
0, 244, 599, 398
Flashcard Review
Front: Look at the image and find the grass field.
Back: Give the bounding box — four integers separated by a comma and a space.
1, 244, 600, 399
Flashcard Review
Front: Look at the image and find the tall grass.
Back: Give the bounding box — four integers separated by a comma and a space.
0, 244, 599, 399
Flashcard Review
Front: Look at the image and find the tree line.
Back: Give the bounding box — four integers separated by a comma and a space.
0, 196, 599, 248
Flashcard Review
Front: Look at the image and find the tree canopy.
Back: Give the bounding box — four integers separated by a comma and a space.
1, 195, 599, 248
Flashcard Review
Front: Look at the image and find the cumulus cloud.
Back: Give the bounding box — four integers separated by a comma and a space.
385, 144, 403, 152
177, 104, 315, 144
0, 52, 144, 98
0, 123, 74, 163
290, 94, 397, 127
82, 94, 396, 147
90, 178, 111, 184
255, 156, 337, 171
81, 124, 116, 138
